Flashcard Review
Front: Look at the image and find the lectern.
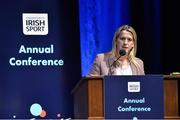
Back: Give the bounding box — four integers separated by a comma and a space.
72, 75, 180, 119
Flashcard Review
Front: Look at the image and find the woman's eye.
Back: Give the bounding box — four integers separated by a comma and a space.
120, 37, 125, 40
128, 38, 132, 41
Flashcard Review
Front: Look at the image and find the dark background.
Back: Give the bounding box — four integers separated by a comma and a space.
130, 0, 179, 74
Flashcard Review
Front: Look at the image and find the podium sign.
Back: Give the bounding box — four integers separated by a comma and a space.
104, 75, 164, 119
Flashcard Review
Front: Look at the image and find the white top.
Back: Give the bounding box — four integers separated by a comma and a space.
115, 64, 132, 75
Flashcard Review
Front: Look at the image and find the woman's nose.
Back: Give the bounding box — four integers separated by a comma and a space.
124, 39, 128, 44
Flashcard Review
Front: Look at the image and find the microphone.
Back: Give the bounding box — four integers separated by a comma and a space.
108, 49, 126, 75
119, 49, 126, 56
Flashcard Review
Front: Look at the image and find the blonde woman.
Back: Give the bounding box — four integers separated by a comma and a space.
88, 25, 145, 76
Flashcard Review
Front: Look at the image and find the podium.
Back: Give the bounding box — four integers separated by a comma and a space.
72, 75, 180, 119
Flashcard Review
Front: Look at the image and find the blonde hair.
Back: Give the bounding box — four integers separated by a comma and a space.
111, 25, 140, 68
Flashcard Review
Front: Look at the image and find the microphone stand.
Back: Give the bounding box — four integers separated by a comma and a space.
108, 55, 123, 75
108, 49, 126, 75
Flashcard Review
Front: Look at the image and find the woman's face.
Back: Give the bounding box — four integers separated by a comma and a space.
116, 30, 134, 55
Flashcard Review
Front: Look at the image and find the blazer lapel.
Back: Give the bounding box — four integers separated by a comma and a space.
108, 54, 117, 75
130, 62, 137, 75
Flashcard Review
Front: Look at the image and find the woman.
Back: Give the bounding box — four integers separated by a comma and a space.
88, 25, 145, 76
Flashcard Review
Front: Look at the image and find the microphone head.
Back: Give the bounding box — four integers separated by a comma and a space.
119, 49, 126, 56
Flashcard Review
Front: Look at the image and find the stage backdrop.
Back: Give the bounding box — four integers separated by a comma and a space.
79, 0, 130, 76
0, 0, 80, 119
79, 0, 164, 76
